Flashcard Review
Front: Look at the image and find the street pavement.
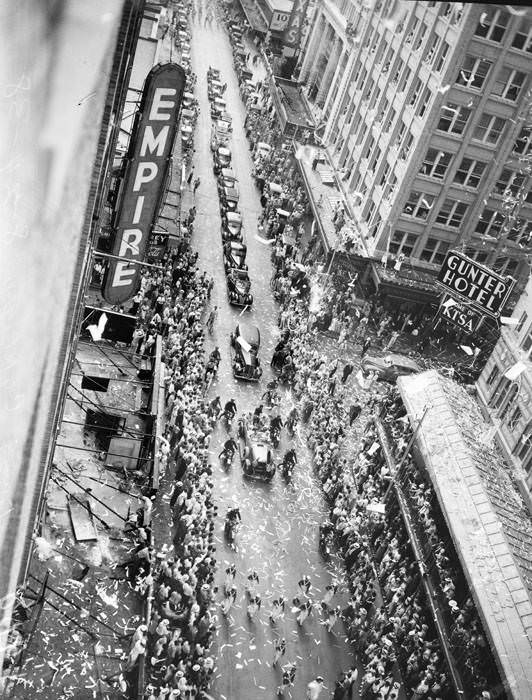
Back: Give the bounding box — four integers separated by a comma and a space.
183, 13, 359, 700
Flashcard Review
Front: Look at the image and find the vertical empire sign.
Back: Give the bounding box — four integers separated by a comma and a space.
102, 63, 185, 304
282, 0, 310, 56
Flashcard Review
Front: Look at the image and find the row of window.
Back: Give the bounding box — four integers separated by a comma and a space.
456, 55, 527, 102
419, 149, 532, 199
389, 229, 521, 274
474, 8, 532, 53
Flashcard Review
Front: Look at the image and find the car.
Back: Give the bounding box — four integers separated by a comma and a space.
220, 185, 239, 213
230, 323, 262, 382
226, 268, 253, 307
181, 124, 193, 146
207, 66, 221, 81
210, 97, 227, 119
182, 91, 195, 109
238, 416, 274, 481
208, 79, 224, 101
213, 145, 232, 174
223, 240, 247, 270
361, 354, 421, 383
217, 167, 237, 191
221, 211, 243, 242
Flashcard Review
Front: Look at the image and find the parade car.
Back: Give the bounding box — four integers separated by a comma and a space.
221, 211, 243, 242
217, 167, 238, 192
230, 323, 262, 382
210, 97, 227, 119
223, 240, 247, 270
219, 185, 239, 214
238, 416, 274, 481
208, 79, 224, 101
207, 66, 221, 81
361, 354, 421, 383
226, 268, 253, 307
213, 146, 232, 175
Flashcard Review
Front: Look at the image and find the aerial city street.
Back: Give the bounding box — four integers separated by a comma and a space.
2, 1, 532, 700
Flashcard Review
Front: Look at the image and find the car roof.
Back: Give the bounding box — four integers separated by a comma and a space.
227, 211, 242, 221
224, 187, 239, 198
251, 442, 269, 462
218, 147, 231, 156
236, 322, 260, 347
229, 240, 245, 250
221, 168, 236, 178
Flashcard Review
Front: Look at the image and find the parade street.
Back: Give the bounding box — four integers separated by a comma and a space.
174, 11, 358, 699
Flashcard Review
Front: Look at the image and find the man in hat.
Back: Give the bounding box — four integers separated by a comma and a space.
306, 676, 325, 699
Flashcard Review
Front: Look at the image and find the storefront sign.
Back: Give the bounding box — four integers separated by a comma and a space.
437, 295, 483, 334
437, 251, 514, 319
282, 0, 310, 54
270, 10, 290, 31
103, 63, 185, 304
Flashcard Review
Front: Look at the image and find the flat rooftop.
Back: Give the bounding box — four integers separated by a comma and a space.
398, 370, 532, 699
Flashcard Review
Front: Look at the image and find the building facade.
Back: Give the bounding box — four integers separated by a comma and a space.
298, 1, 532, 298
477, 275, 532, 492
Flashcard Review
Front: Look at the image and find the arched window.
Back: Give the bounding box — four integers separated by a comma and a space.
498, 383, 518, 420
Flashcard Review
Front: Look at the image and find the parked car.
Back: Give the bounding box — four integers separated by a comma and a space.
213, 145, 232, 175
230, 323, 262, 382
182, 91, 195, 109
238, 416, 274, 481
361, 354, 421, 383
210, 97, 227, 119
221, 211, 243, 242
223, 240, 247, 270
226, 268, 253, 307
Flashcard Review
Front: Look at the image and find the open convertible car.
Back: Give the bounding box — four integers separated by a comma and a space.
226, 268, 253, 308
238, 416, 274, 481
230, 322, 262, 382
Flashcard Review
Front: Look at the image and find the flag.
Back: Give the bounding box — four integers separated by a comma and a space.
504, 361, 526, 381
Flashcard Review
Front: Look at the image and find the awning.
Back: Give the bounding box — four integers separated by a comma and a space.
370, 262, 439, 304
238, 0, 268, 33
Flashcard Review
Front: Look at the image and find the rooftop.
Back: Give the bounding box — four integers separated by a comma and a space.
274, 78, 315, 128
398, 370, 532, 699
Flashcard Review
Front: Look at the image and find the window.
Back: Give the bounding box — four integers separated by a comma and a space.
400, 133, 414, 160
384, 173, 397, 199
473, 113, 505, 145
419, 238, 450, 264
414, 24, 427, 51
487, 365, 500, 386
492, 67, 527, 101
383, 107, 396, 133
365, 200, 377, 223
516, 312, 528, 334
507, 219, 531, 246
382, 46, 394, 73
456, 55, 492, 90
391, 58, 403, 84
394, 121, 407, 147
474, 8, 510, 42
522, 327, 532, 354
465, 246, 489, 264
424, 34, 439, 64
513, 127, 532, 155
363, 136, 376, 160
499, 385, 518, 421
507, 395, 524, 425
409, 78, 423, 106
398, 66, 411, 93
475, 208, 504, 237
490, 377, 509, 408
435, 42, 449, 72
368, 146, 382, 172
436, 199, 468, 227
405, 17, 419, 45
437, 103, 471, 134
420, 148, 452, 179
416, 88, 432, 117
453, 158, 487, 189
357, 67, 368, 91
363, 77, 375, 102
494, 169, 526, 197
493, 257, 519, 277
403, 191, 435, 219
512, 18, 532, 52
390, 230, 417, 256
379, 162, 391, 187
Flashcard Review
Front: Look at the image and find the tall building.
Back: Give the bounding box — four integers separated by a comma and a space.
477, 275, 532, 492
298, 1, 532, 300
0, 0, 144, 675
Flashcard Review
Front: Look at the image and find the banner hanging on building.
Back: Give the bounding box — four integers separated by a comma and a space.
437, 250, 515, 319
102, 63, 185, 304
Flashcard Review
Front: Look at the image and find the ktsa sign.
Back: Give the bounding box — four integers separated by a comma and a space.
103, 63, 185, 305
437, 250, 515, 319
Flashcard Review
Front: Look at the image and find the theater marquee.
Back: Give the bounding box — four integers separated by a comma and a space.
103, 63, 185, 304
437, 251, 515, 319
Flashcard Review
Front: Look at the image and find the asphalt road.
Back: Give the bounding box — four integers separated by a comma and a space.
185, 13, 357, 700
